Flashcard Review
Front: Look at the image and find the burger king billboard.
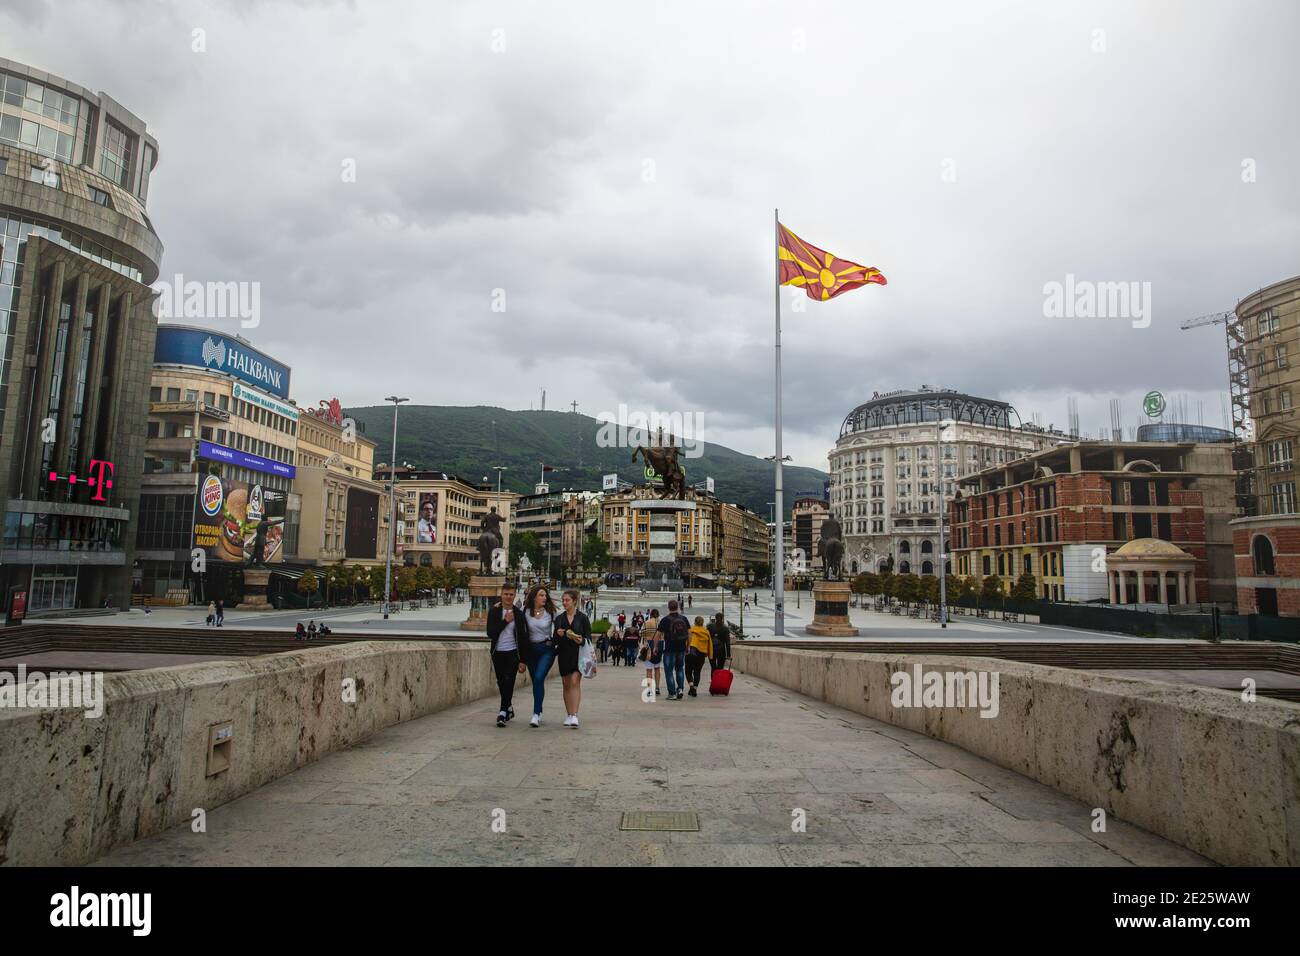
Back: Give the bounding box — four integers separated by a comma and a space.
192, 470, 287, 565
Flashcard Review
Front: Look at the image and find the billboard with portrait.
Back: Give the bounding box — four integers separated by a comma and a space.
192, 470, 287, 564
416, 492, 438, 544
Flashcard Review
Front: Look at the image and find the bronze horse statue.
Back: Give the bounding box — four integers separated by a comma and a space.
476, 507, 505, 574
632, 444, 687, 499
818, 514, 845, 581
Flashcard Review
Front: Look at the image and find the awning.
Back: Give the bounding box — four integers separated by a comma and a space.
269, 566, 309, 580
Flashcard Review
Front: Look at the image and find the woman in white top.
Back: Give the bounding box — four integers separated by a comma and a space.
522, 584, 557, 727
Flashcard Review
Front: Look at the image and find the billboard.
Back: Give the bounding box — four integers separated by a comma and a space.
602, 473, 618, 491
345, 487, 379, 559
416, 492, 438, 544
155, 325, 291, 399
198, 440, 296, 479
192, 471, 287, 564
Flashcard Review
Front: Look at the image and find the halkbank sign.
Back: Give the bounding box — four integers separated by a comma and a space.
154, 325, 291, 400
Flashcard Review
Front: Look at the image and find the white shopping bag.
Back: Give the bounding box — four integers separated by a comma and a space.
578, 638, 597, 679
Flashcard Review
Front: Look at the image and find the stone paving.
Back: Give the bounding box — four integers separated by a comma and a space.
93, 658, 1210, 867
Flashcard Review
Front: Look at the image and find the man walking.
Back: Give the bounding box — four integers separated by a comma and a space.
658, 599, 691, 700
486, 582, 527, 727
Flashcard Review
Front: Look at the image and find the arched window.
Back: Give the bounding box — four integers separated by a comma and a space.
899, 561, 911, 574
921, 540, 933, 553
850, 560, 858, 574
1253, 535, 1276, 575
419, 553, 433, 567
899, 541, 911, 554
921, 561, 934, 575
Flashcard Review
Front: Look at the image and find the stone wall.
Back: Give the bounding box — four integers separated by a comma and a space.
731, 644, 1299, 866
0, 641, 522, 866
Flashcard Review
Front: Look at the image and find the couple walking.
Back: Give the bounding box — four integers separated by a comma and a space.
486, 583, 592, 729
641, 600, 729, 699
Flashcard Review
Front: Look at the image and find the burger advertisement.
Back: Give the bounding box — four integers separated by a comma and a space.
193, 470, 287, 564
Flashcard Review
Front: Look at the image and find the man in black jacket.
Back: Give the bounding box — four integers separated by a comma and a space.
486, 583, 527, 727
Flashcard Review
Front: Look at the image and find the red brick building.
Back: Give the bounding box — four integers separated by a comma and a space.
1230, 515, 1300, 617
949, 441, 1236, 604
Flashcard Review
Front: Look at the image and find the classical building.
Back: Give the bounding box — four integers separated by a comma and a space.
560, 491, 603, 568
1227, 274, 1299, 616
717, 501, 767, 576
136, 326, 300, 602
601, 484, 714, 583
792, 496, 829, 573
0, 58, 164, 614
374, 466, 515, 571
514, 482, 566, 576
293, 398, 385, 572
829, 388, 1065, 578
949, 440, 1237, 604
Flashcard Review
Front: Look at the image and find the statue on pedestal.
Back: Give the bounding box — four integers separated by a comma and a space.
818, 514, 845, 581
476, 507, 505, 574
632, 441, 687, 499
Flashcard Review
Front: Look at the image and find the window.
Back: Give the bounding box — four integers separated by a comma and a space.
0, 158, 6, 175
166, 387, 180, 402
1258, 309, 1280, 336
98, 119, 134, 187
150, 386, 161, 402
87, 186, 112, 208
1277, 345, 1289, 370
29, 164, 58, 188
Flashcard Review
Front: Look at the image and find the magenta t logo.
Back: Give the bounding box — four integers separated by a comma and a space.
88, 459, 114, 502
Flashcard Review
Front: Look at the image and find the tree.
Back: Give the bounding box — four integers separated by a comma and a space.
581, 534, 609, 570
895, 573, 921, 606
367, 566, 387, 599
298, 569, 319, 603
955, 575, 977, 603
752, 562, 771, 587
980, 575, 1004, 603
1010, 572, 1038, 603
920, 574, 940, 604
415, 566, 434, 593
395, 566, 419, 599
455, 568, 472, 589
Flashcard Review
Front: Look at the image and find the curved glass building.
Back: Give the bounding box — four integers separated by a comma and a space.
0, 57, 163, 613
1135, 423, 1234, 444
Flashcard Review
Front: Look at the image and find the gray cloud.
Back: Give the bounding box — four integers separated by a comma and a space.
4, 0, 1297, 472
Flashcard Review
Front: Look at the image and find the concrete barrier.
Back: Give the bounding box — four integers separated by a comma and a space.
732, 644, 1300, 866
0, 641, 526, 866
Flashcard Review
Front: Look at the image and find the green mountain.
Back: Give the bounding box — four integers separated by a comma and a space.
344, 405, 827, 520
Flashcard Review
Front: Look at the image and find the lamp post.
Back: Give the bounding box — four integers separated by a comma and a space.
383, 396, 408, 620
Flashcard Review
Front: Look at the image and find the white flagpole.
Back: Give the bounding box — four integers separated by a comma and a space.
773, 208, 785, 636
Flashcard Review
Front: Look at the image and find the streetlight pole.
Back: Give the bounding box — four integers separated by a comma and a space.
383, 396, 408, 620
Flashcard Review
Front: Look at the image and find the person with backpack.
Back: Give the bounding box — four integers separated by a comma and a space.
624, 619, 641, 667
707, 612, 730, 671
657, 600, 691, 700
685, 615, 713, 697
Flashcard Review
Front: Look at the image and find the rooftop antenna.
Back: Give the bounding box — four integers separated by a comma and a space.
1109, 398, 1122, 442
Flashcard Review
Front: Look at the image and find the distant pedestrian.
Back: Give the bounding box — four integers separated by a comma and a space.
215, 599, 224, 626
295, 622, 306, 640
206, 601, 215, 626
687, 594, 693, 608
308, 620, 318, 639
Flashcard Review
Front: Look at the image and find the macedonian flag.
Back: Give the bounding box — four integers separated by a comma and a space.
778, 223, 886, 301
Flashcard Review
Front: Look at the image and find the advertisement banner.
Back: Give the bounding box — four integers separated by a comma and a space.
602, 473, 618, 491
192, 470, 287, 564
417, 493, 438, 544
198, 440, 296, 479
345, 487, 379, 559
154, 325, 291, 399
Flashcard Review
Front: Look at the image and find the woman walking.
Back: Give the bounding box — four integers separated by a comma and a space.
707, 612, 730, 671
523, 584, 557, 727
640, 613, 662, 697
685, 615, 713, 698
554, 588, 592, 728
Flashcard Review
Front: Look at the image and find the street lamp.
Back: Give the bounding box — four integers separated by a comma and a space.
383, 396, 408, 620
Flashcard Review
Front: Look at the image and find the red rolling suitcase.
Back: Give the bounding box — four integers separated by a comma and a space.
708, 663, 733, 696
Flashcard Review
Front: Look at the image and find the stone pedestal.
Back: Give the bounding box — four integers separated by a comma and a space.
630, 499, 695, 591
462, 574, 505, 631
239, 569, 274, 610
806, 579, 860, 636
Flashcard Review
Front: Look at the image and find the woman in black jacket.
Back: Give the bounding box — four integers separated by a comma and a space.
707, 612, 730, 671
554, 588, 592, 728
486, 582, 528, 727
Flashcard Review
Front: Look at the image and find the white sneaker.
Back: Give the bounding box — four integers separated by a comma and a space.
530, 714, 541, 727
570, 715, 580, 729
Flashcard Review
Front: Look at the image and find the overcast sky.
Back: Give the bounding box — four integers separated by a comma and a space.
6, 0, 1298, 469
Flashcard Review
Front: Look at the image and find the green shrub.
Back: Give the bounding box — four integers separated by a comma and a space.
591, 619, 611, 634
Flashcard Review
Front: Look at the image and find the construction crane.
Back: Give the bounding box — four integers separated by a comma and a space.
1180, 307, 1255, 513
1180, 310, 1232, 330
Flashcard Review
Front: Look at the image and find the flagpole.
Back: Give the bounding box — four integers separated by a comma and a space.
773, 207, 785, 637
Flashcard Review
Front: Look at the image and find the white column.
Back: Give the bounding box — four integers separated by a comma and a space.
1108, 570, 1118, 605
1160, 570, 1169, 605
1188, 572, 1197, 604
1176, 571, 1187, 605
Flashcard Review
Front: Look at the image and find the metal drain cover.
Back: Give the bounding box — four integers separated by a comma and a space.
620, 811, 700, 832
